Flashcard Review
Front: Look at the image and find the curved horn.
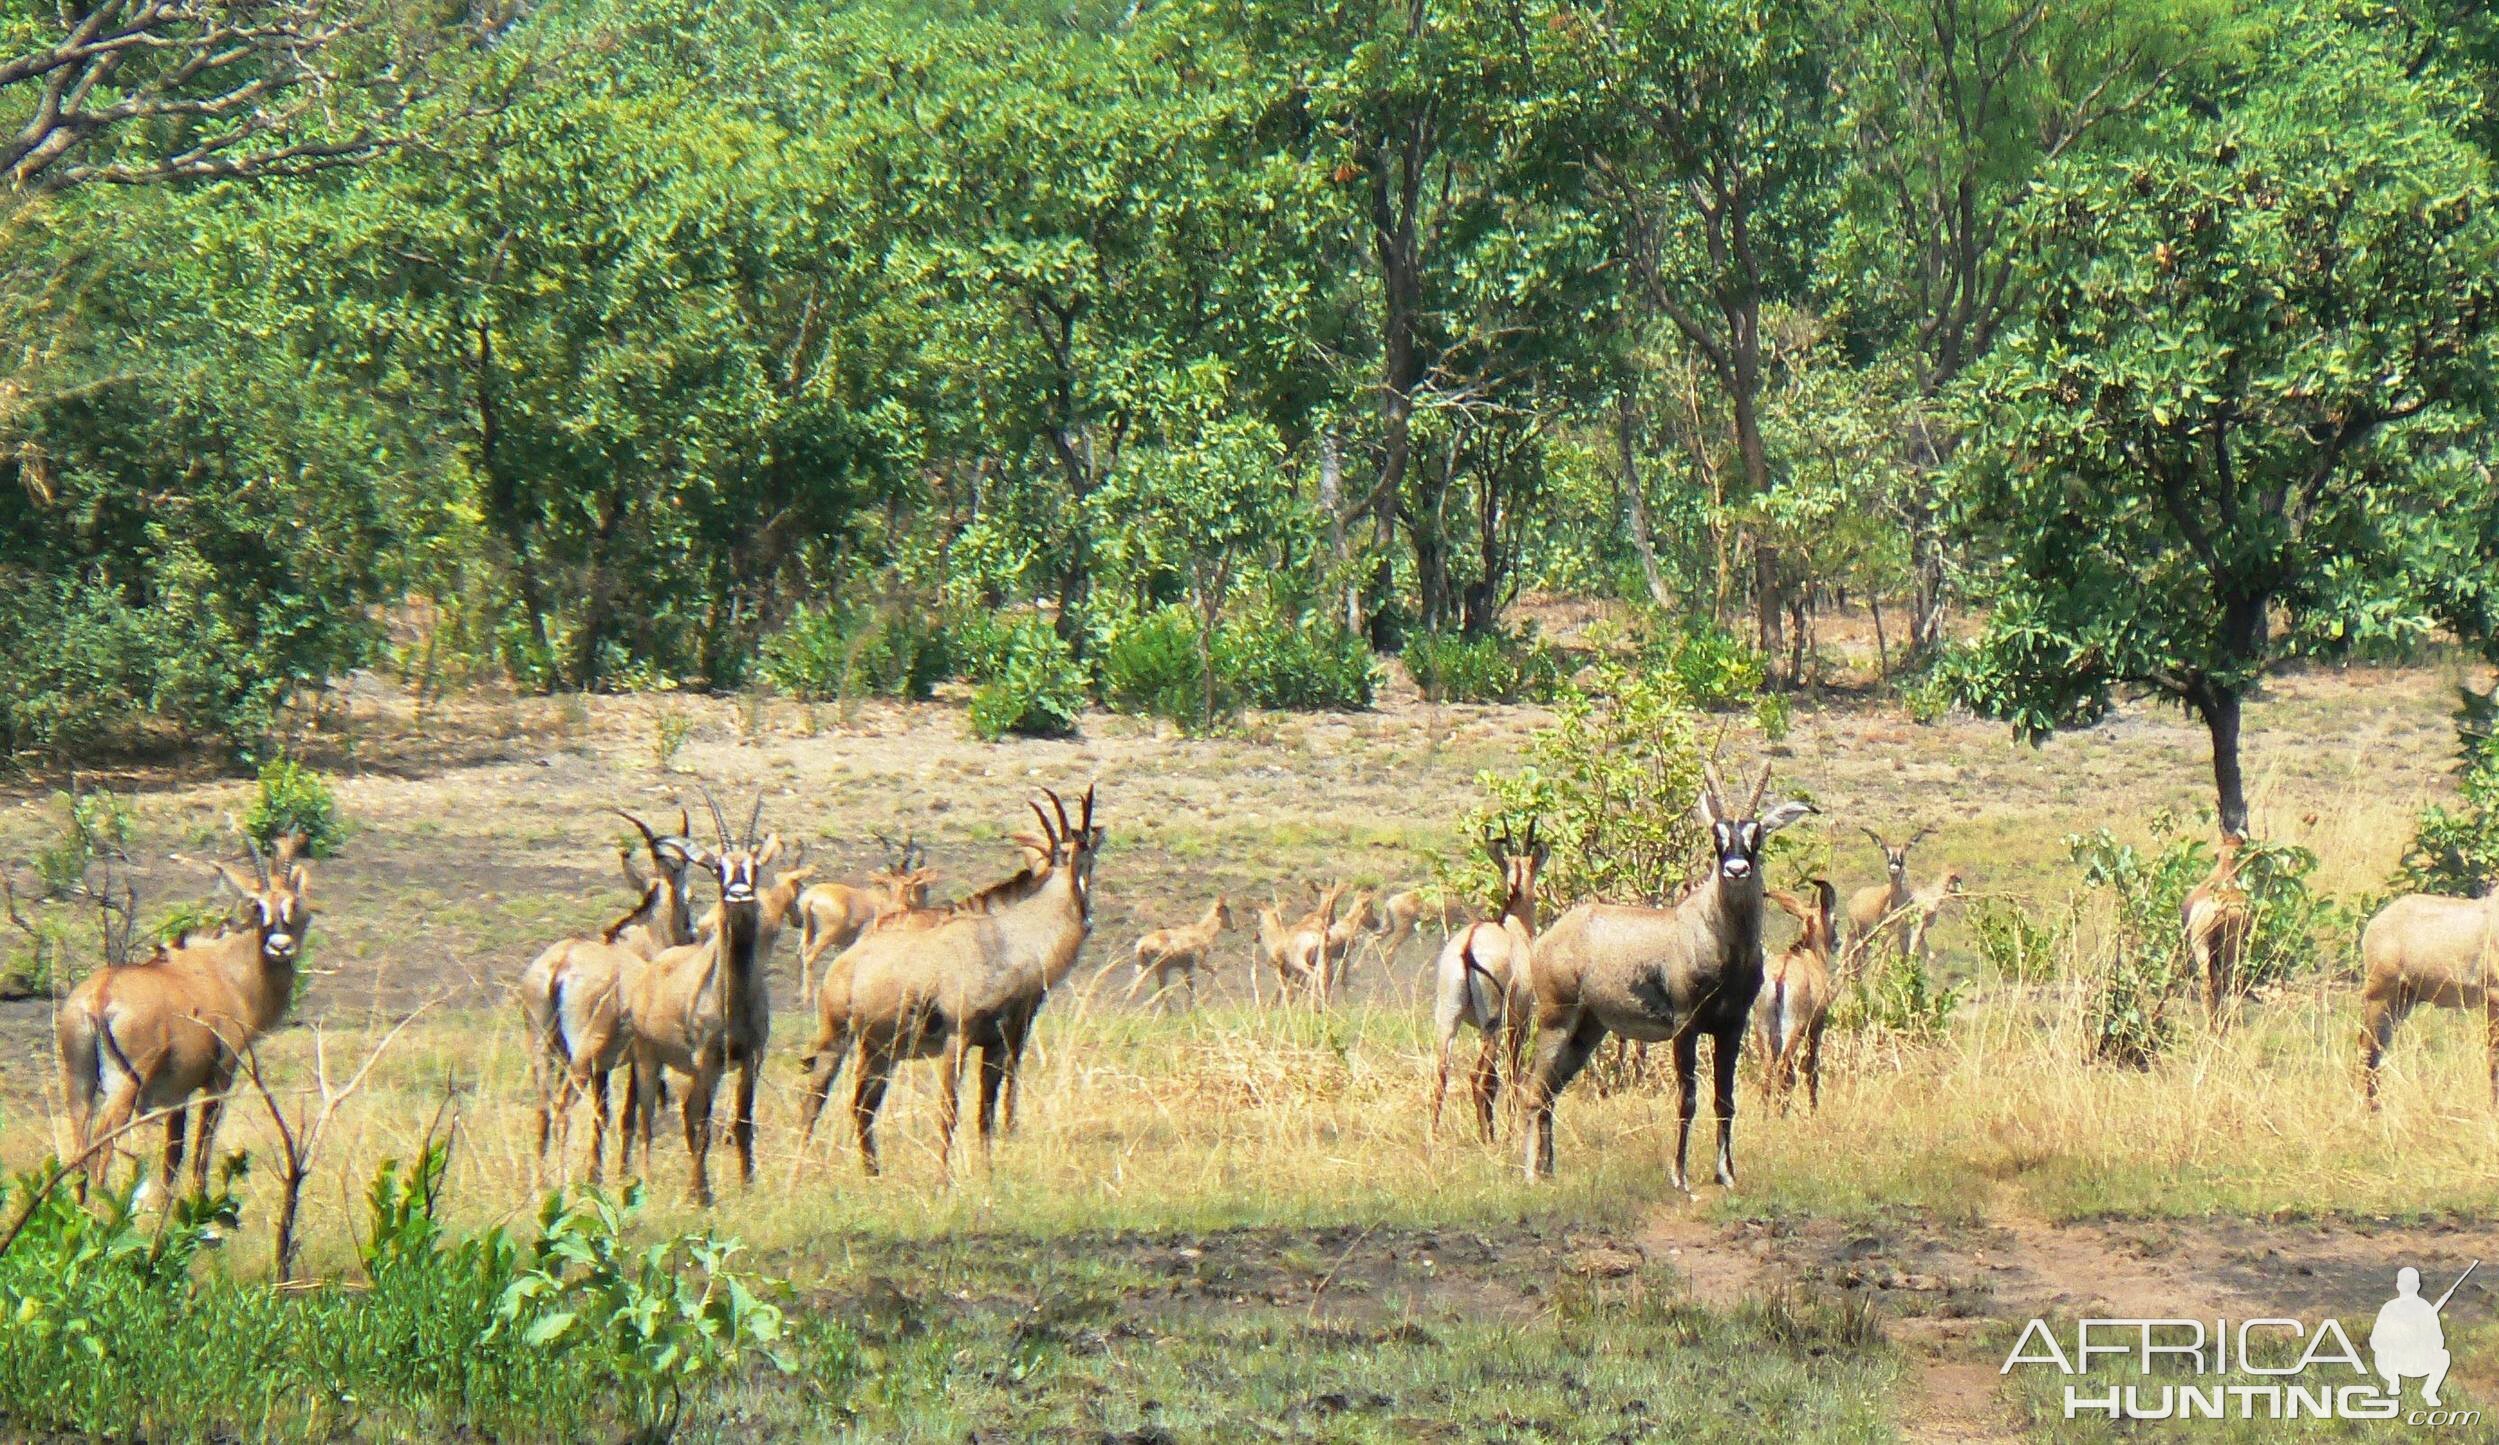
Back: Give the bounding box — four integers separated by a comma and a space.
1047, 788, 1072, 843
1906, 824, 1935, 850
1699, 762, 1727, 814
746, 792, 766, 849
1748, 761, 1773, 813
610, 809, 666, 860
1080, 783, 1095, 838
1859, 826, 1888, 849
1029, 798, 1058, 848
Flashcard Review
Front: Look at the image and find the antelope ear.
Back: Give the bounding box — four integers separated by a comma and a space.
286, 863, 311, 896
1759, 800, 1817, 835
1694, 787, 1722, 831
757, 832, 785, 867
214, 863, 260, 897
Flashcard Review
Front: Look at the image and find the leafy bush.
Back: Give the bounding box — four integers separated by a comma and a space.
245, 756, 343, 858
2069, 816, 2341, 1065
1852, 948, 1964, 1038
1404, 631, 1568, 704
2396, 684, 2499, 894
1463, 664, 1719, 907
1101, 607, 1229, 726
759, 603, 952, 703
968, 621, 1086, 740
0, 1143, 806, 1440
1635, 613, 1765, 709
493, 1184, 790, 1440
1753, 690, 1794, 743
1223, 615, 1375, 711
34, 786, 133, 897
1968, 896, 2070, 985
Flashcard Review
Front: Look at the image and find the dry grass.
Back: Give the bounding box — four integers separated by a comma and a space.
0, 656, 2491, 1433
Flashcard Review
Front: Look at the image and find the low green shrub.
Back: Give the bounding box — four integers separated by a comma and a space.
1404, 631, 1568, 704
1101, 607, 1230, 726
1635, 613, 1765, 709
759, 603, 951, 702
1224, 616, 1375, 711
245, 756, 343, 858
2397, 684, 2499, 894
34, 785, 133, 897
968, 621, 1086, 740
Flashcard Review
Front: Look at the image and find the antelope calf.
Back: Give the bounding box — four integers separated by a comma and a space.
2358, 888, 2499, 1108
1128, 896, 1232, 1010
1755, 880, 1837, 1112
1322, 888, 1379, 994
1428, 823, 1545, 1142
1374, 887, 1465, 969
1520, 765, 1815, 1188
1844, 825, 1931, 971
1259, 882, 1344, 1000
2183, 835, 2255, 1026
795, 834, 931, 991
56, 834, 314, 1200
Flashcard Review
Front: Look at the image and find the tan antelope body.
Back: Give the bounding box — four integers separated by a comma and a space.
1128, 896, 1232, 1010
621, 796, 808, 1203
519, 811, 701, 1184
56, 835, 312, 1199
1844, 826, 1930, 972
798, 789, 1101, 1177
1375, 887, 1465, 970
2359, 889, 2499, 1107
1755, 880, 1837, 1112
1258, 882, 1344, 999
1321, 889, 1379, 994
1520, 766, 1814, 1187
2183, 835, 2255, 1026
794, 833, 931, 993
1428, 824, 1545, 1142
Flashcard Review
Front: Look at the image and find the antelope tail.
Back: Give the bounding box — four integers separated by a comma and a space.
57, 1006, 104, 1125
544, 973, 575, 1066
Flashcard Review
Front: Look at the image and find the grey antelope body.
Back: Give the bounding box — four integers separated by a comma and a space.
2358, 888, 2499, 1107
518, 810, 698, 1183
1845, 826, 1931, 971
1755, 880, 1838, 1112
798, 789, 1101, 1177
56, 835, 313, 1199
1128, 896, 1232, 1010
2183, 835, 2254, 1026
1520, 766, 1814, 1187
1428, 824, 1545, 1141
622, 796, 810, 1203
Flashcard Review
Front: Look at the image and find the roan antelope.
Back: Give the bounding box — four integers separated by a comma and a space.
622, 794, 812, 1204
1519, 764, 1815, 1187
2358, 887, 2499, 1108
1755, 880, 1837, 1113
518, 809, 699, 1184
2183, 835, 2255, 1026
1844, 825, 1932, 971
1128, 896, 1232, 1010
1321, 888, 1380, 995
1258, 882, 1345, 1000
56, 833, 314, 1200
1427, 822, 1545, 1142
797, 788, 1101, 1178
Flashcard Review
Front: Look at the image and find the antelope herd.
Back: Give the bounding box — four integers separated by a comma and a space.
38, 758, 2499, 1208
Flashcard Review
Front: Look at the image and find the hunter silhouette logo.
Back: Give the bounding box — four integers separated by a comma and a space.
2003, 1258, 2484, 1426
2373, 1263, 2477, 1408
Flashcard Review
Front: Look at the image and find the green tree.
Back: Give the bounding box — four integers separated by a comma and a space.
1950, 17, 2499, 833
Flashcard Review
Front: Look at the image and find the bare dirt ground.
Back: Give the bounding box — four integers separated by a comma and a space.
1647, 1200, 2499, 1440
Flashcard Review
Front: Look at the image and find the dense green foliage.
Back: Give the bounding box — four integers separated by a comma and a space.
5, 0, 2497, 780
2400, 684, 2499, 894
0, 1146, 796, 1441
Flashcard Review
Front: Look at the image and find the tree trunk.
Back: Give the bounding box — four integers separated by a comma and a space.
1731, 382, 1783, 680
1616, 393, 1672, 609
1320, 428, 1357, 633
2201, 686, 2248, 838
